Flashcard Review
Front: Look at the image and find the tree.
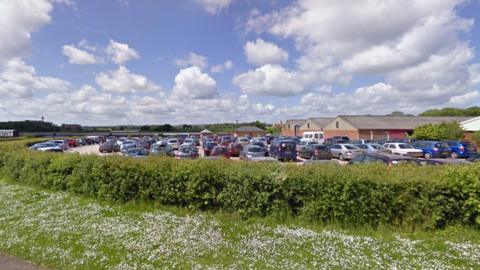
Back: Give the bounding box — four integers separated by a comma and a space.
140, 125, 151, 131
266, 126, 281, 135
420, 106, 480, 116
412, 122, 464, 140
472, 131, 480, 146
388, 111, 405, 116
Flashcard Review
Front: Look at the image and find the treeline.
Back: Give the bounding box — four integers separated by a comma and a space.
420, 106, 480, 117
138, 121, 269, 133
0, 121, 60, 132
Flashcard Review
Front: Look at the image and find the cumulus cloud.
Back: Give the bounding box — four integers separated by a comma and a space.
95, 66, 162, 94
244, 38, 289, 66
171, 66, 218, 99
175, 52, 209, 70
195, 0, 233, 15
105, 40, 139, 65
0, 58, 70, 98
211, 60, 233, 73
233, 64, 303, 96
62, 44, 99, 65
0, 0, 53, 63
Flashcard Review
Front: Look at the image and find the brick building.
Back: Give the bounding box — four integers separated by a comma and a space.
235, 126, 266, 137
280, 119, 306, 136
323, 115, 471, 140
299, 118, 334, 133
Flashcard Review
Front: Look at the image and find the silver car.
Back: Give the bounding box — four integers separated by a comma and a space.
167, 139, 180, 150
357, 143, 386, 154
330, 143, 363, 160
239, 145, 267, 160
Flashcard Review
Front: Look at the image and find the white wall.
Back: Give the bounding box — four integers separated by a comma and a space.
462, 117, 480, 132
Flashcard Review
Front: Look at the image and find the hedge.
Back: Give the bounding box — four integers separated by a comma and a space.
0, 140, 479, 229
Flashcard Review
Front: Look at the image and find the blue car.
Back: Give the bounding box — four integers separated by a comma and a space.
269, 140, 297, 161
412, 141, 452, 159
445, 141, 477, 158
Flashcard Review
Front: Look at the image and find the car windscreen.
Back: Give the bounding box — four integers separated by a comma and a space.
370, 144, 384, 149
436, 142, 449, 148
248, 147, 263, 152
398, 144, 414, 149
344, 145, 359, 150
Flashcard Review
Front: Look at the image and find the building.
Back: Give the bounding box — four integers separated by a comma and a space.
0, 130, 18, 137
199, 129, 213, 139
299, 118, 334, 134
323, 115, 472, 140
280, 119, 307, 136
235, 126, 266, 137
461, 116, 480, 132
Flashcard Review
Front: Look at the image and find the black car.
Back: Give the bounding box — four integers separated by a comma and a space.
298, 144, 332, 160
348, 153, 419, 166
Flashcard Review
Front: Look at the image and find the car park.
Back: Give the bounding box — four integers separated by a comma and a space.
239, 145, 267, 160
383, 143, 423, 157
175, 144, 199, 160
149, 142, 174, 156
269, 140, 297, 161
348, 153, 420, 166
445, 141, 477, 158
298, 144, 332, 160
412, 141, 452, 159
329, 143, 363, 160
210, 145, 230, 159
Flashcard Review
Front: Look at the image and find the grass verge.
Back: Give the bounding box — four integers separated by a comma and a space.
0, 179, 479, 269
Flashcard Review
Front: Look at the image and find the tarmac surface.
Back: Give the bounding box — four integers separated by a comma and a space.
0, 253, 44, 270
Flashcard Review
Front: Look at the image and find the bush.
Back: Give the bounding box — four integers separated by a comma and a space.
0, 139, 479, 229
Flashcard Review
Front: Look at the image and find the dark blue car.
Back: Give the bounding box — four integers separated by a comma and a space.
445, 141, 477, 158
269, 140, 297, 161
412, 141, 451, 159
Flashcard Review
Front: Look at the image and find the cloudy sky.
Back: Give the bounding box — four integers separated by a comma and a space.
1, 0, 480, 125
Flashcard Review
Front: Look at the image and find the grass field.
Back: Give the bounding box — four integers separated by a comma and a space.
0, 179, 479, 270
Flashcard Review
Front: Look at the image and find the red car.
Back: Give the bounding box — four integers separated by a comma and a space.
67, 139, 77, 148
210, 146, 230, 159
228, 143, 243, 157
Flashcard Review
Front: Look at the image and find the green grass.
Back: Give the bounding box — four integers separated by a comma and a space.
0, 179, 479, 269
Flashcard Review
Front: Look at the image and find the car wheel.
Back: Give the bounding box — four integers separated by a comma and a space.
451, 152, 458, 159
425, 153, 432, 159
339, 154, 344, 161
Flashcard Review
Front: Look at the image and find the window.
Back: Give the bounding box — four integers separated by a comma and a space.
336, 121, 339, 128
314, 134, 319, 139
307, 123, 310, 129
288, 124, 291, 129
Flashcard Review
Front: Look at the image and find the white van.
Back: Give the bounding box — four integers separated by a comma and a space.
302, 131, 325, 144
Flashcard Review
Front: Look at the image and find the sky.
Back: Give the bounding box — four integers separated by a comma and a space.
1, 0, 480, 125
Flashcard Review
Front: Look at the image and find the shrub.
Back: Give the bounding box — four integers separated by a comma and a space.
0, 139, 479, 229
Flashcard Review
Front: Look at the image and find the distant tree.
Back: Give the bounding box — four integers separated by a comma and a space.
388, 111, 406, 116
412, 122, 464, 140
420, 106, 480, 117
266, 126, 281, 135
140, 125, 151, 131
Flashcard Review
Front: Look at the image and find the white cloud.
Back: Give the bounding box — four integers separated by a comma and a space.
449, 91, 480, 105
195, 0, 233, 15
62, 44, 99, 65
0, 58, 70, 98
211, 60, 233, 73
244, 39, 288, 66
171, 66, 217, 99
95, 66, 162, 94
0, 0, 53, 63
233, 64, 303, 96
105, 40, 139, 65
175, 52, 209, 70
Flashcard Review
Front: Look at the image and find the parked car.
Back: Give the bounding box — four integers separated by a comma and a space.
269, 140, 297, 161
150, 142, 174, 156
329, 143, 363, 160
84, 136, 100, 144
203, 142, 217, 156
183, 138, 196, 147
175, 144, 199, 160
411, 141, 452, 159
296, 141, 318, 152
228, 143, 243, 157
120, 142, 143, 154
99, 141, 119, 153
251, 141, 269, 156
76, 138, 87, 146
237, 137, 251, 146
125, 148, 149, 158
301, 131, 325, 144
29, 142, 63, 152
325, 136, 350, 145
48, 140, 68, 151
467, 154, 480, 162
444, 141, 477, 158
356, 143, 387, 154
167, 139, 180, 150
383, 143, 423, 157
349, 153, 420, 166
210, 145, 230, 159
66, 139, 77, 148
219, 136, 234, 146
240, 145, 267, 160
298, 144, 332, 160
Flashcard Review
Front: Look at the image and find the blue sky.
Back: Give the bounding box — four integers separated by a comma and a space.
1, 0, 480, 125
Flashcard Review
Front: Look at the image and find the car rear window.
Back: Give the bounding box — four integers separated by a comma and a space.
248, 147, 263, 152
371, 144, 383, 149
344, 145, 358, 150
280, 142, 295, 151
399, 144, 413, 149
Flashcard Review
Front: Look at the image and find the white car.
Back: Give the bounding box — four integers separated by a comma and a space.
48, 140, 68, 150
167, 139, 179, 150
237, 137, 251, 146
383, 143, 423, 157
